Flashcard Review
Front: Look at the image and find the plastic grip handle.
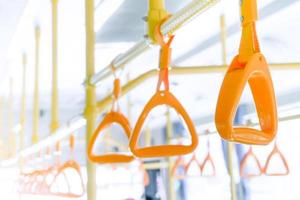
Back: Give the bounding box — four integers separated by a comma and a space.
240, 147, 263, 178
37, 167, 56, 195
171, 156, 186, 180
50, 160, 85, 198
24, 172, 35, 193
27, 170, 41, 194
20, 172, 34, 193
130, 91, 198, 158
201, 152, 216, 176
184, 154, 202, 176
215, 53, 277, 145
88, 111, 134, 163
139, 162, 150, 186
264, 145, 289, 176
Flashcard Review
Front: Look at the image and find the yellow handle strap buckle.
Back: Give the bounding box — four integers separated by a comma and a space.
147, 0, 169, 43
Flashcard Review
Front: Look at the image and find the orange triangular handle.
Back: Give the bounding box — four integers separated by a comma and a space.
184, 154, 202, 176
263, 144, 289, 176
88, 111, 134, 163
22, 170, 42, 194
18, 173, 27, 193
34, 168, 51, 195
37, 167, 57, 195
215, 54, 277, 145
129, 19, 198, 158
171, 156, 186, 180
20, 172, 33, 193
215, 0, 277, 145
200, 136, 216, 176
143, 170, 150, 187
139, 162, 150, 186
201, 152, 216, 177
49, 160, 85, 198
49, 167, 71, 196
240, 147, 263, 178
129, 91, 198, 158
28, 170, 42, 194
20, 171, 32, 193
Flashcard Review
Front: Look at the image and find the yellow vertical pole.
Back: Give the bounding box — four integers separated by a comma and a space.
19, 54, 27, 199
145, 126, 152, 147
32, 25, 40, 145
126, 73, 132, 122
20, 53, 27, 151
166, 109, 175, 200
8, 78, 16, 156
50, 0, 60, 134
220, 15, 227, 66
84, 0, 97, 199
220, 14, 236, 200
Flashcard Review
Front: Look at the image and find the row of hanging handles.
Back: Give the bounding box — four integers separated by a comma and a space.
88, 0, 279, 162
240, 142, 289, 178
17, 135, 85, 198
171, 135, 216, 179
170, 141, 289, 180
16, 0, 285, 197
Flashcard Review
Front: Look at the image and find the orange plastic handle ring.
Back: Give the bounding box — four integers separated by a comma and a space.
23, 172, 36, 193
28, 170, 42, 194
184, 154, 202, 176
47, 164, 69, 195
201, 152, 216, 176
143, 170, 150, 187
34, 168, 47, 195
139, 162, 150, 186
17, 173, 26, 193
19, 172, 32, 193
49, 160, 85, 198
129, 18, 197, 157
240, 147, 263, 178
51, 172, 71, 196
263, 144, 289, 176
130, 91, 198, 158
88, 111, 134, 163
171, 156, 186, 180
215, 53, 277, 145
40, 166, 60, 195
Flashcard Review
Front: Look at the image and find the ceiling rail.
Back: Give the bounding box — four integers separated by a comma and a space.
87, 0, 220, 85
